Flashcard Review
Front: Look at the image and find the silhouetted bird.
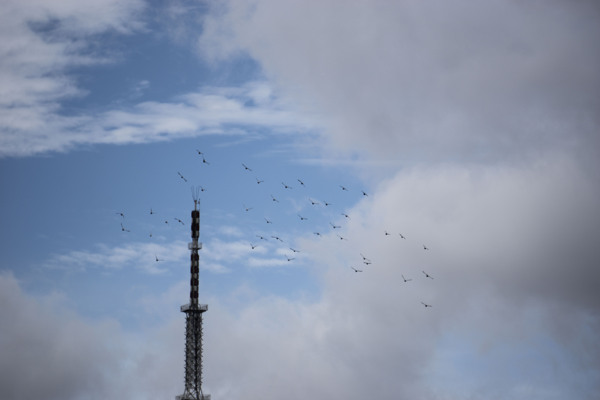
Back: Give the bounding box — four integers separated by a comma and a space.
330, 222, 341, 229
120, 223, 130, 232
155, 255, 162, 262
202, 157, 210, 165
282, 182, 292, 189
361, 190, 368, 196
174, 218, 184, 225
297, 179, 305, 186
256, 235, 267, 240
271, 235, 283, 242
341, 213, 350, 219
298, 214, 308, 221
313, 232, 321, 236
150, 209, 155, 215
264, 217, 272, 224
244, 205, 253, 212
422, 270, 433, 279
286, 256, 295, 261
339, 185, 348, 191
242, 163, 252, 171
385, 231, 391, 236
324, 201, 332, 206
256, 178, 264, 184
399, 233, 405, 239
337, 234, 347, 240
290, 247, 300, 253
250, 243, 257, 249
423, 244, 429, 250
271, 195, 279, 203
116, 212, 125, 218
178, 172, 187, 182
351, 266, 363, 273
402, 274, 412, 282
309, 198, 319, 205
421, 302, 432, 308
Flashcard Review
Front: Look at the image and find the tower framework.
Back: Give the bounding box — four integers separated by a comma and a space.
176, 201, 210, 400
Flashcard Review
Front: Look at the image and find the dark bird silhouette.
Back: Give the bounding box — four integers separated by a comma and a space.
309, 198, 320, 206
351, 266, 363, 273
256, 235, 267, 240
196, 149, 203, 155
339, 185, 348, 191
363, 260, 372, 266
244, 205, 253, 212
174, 218, 184, 225
298, 214, 308, 221
402, 274, 412, 282
202, 157, 210, 165
256, 178, 264, 184
313, 232, 321, 236
421, 301, 432, 308
178, 172, 187, 182
330, 222, 341, 229
360, 253, 371, 263
264, 217, 272, 224
149, 232, 153, 238
282, 182, 292, 189
271, 195, 279, 203
385, 231, 391, 236
423, 244, 429, 250
341, 213, 350, 219
250, 243, 257, 249
164, 220, 169, 224
399, 233, 405, 239
286, 256, 295, 261
242, 163, 252, 171
116, 212, 125, 218
361, 190, 368, 196
200, 186, 206, 192
422, 270, 434, 279
155, 255, 162, 262
297, 179, 305, 186
120, 223, 130, 232
337, 234, 347, 240
290, 247, 300, 253
324, 201, 332, 206
150, 209, 155, 215
271, 235, 283, 242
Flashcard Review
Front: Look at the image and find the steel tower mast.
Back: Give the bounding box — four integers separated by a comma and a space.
176, 198, 210, 400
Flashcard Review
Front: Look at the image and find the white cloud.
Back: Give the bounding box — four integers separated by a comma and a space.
45, 240, 189, 275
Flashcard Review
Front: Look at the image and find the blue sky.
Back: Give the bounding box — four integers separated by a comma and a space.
1, 1, 599, 399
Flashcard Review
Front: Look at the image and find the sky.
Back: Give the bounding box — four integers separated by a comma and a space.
1, 0, 599, 399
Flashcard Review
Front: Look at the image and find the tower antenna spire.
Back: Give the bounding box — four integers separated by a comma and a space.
176, 198, 210, 400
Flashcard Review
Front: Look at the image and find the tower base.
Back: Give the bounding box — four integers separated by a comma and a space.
176, 394, 211, 400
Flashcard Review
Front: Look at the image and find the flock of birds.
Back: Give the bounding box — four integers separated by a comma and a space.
115, 149, 435, 309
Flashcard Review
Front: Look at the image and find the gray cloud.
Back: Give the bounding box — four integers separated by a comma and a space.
199, 0, 600, 164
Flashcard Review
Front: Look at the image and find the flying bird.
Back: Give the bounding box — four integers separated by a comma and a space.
297, 179, 305, 186
385, 231, 391, 236
196, 149, 203, 155
309, 198, 320, 206
399, 233, 405, 239
423, 244, 429, 250
422, 270, 434, 279
361, 190, 368, 196
174, 218, 184, 225
337, 234, 347, 240
298, 214, 308, 221
341, 213, 350, 219
116, 212, 125, 218
155, 255, 162, 262
264, 217, 272, 224
313, 232, 321, 236
244, 205, 253, 212
402, 274, 412, 282
330, 222, 341, 229
324, 201, 332, 206
202, 157, 210, 165
339, 185, 348, 191
282, 182, 292, 189
177, 172, 187, 182
351, 266, 363, 273
120, 223, 130, 232
286, 256, 295, 261
242, 163, 252, 171
256, 178, 264, 184
150, 209, 155, 215
289, 247, 300, 253
256, 235, 267, 240
271, 195, 279, 203
421, 302, 432, 308
271, 235, 283, 242
250, 243, 257, 250
360, 253, 372, 263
